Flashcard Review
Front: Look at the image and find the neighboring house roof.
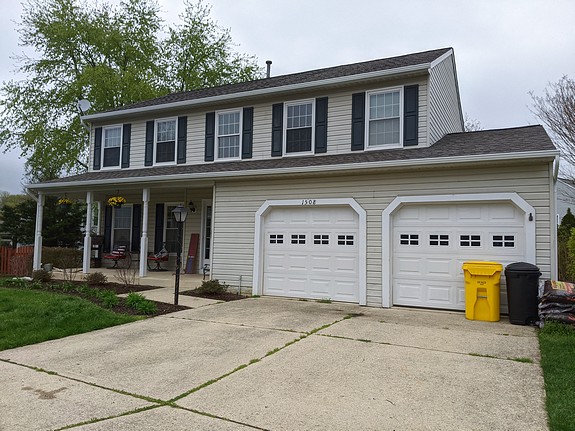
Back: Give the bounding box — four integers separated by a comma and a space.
31, 125, 557, 188
84, 47, 452, 120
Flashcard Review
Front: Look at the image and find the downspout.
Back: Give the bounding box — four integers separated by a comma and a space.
551, 155, 559, 278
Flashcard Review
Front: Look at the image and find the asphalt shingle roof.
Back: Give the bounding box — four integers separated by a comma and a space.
40, 125, 555, 186
108, 47, 452, 113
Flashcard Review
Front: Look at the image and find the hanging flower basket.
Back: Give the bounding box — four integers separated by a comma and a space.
107, 196, 126, 208
57, 197, 73, 206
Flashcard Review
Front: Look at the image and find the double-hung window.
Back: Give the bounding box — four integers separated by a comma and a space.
155, 119, 177, 163
102, 126, 122, 168
216, 110, 241, 160
285, 100, 314, 154
367, 88, 402, 148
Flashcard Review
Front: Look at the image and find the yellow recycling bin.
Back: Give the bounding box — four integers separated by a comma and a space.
462, 261, 503, 322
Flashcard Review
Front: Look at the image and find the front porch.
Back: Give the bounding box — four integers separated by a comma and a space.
31, 183, 214, 281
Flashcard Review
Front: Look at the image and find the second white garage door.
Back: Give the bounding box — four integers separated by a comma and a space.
263, 206, 359, 302
392, 202, 526, 310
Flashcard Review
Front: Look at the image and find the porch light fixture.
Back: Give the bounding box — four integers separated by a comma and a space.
171, 204, 188, 305
188, 201, 196, 213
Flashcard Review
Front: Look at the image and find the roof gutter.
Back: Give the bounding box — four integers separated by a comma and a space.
26, 149, 559, 191
81, 63, 431, 122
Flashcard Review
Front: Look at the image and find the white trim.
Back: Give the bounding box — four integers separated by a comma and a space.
139, 188, 150, 278
283, 99, 315, 156
153, 117, 178, 166
215, 109, 242, 161
429, 48, 454, 69
82, 63, 431, 121
33, 192, 44, 271
82, 191, 93, 274
365, 86, 404, 150
100, 124, 123, 170
381, 193, 537, 308
27, 149, 559, 191
252, 198, 367, 305
200, 199, 213, 267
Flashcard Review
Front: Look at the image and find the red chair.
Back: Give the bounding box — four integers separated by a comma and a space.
103, 245, 129, 268
147, 245, 169, 271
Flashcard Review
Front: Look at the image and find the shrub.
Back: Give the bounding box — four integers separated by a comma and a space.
94, 289, 119, 309
125, 292, 157, 315
85, 272, 108, 286
31, 269, 53, 283
42, 247, 83, 281
195, 279, 229, 295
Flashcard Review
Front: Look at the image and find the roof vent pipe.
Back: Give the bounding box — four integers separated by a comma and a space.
266, 60, 272, 78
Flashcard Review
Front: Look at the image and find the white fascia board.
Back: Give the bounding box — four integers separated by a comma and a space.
81, 64, 431, 122
27, 149, 559, 191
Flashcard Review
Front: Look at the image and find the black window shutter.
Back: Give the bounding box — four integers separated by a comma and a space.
103, 205, 112, 252
271, 103, 283, 157
121, 124, 131, 168
154, 203, 165, 254
242, 107, 254, 159
205, 112, 215, 162
177, 116, 187, 164
315, 97, 328, 154
145, 121, 154, 166
403, 85, 419, 146
351, 92, 365, 151
93, 127, 102, 170
131, 204, 141, 252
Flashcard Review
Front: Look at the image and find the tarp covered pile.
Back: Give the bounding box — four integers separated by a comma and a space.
539, 280, 575, 325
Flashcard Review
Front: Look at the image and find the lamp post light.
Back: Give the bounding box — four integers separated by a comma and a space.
171, 204, 188, 305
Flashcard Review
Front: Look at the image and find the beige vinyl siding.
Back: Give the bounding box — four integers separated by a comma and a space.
212, 162, 553, 307
87, 75, 432, 172
428, 54, 463, 144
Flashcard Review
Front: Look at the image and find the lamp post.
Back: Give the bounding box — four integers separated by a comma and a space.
171, 204, 188, 305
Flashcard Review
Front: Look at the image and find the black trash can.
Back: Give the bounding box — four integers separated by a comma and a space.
504, 262, 541, 325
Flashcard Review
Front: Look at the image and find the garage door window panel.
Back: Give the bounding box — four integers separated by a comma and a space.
269, 234, 284, 244
291, 234, 306, 244
493, 234, 515, 248
460, 234, 481, 247
399, 233, 419, 246
314, 234, 329, 245
430, 234, 449, 246
338, 235, 355, 246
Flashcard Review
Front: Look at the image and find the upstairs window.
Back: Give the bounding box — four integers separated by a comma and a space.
155, 119, 176, 163
103, 126, 122, 168
285, 100, 314, 153
216, 110, 241, 160
367, 88, 402, 148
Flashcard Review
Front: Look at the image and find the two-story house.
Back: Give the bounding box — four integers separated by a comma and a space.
27, 47, 559, 311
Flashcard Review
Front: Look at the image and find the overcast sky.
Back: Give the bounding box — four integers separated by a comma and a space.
1, 0, 574, 194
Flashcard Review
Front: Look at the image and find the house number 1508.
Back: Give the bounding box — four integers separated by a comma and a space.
301, 199, 317, 205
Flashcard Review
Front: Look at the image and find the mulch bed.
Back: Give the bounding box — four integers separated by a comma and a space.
1, 278, 247, 317
181, 290, 248, 302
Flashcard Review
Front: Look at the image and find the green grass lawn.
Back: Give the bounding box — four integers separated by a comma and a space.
539, 321, 575, 431
0, 287, 140, 351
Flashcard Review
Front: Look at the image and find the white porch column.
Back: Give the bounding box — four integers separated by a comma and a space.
139, 188, 150, 278
82, 191, 93, 274
33, 192, 44, 270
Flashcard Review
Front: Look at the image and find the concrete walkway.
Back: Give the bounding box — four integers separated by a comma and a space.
0, 296, 548, 431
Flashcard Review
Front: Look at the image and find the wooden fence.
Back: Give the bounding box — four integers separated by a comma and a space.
0, 246, 34, 276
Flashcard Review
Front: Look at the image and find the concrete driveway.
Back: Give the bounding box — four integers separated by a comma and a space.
0, 297, 547, 430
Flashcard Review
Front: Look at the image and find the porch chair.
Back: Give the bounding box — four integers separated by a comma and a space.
147, 244, 169, 271
103, 245, 129, 269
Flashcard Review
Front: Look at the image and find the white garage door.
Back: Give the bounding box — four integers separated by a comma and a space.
263, 206, 359, 302
392, 202, 526, 310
